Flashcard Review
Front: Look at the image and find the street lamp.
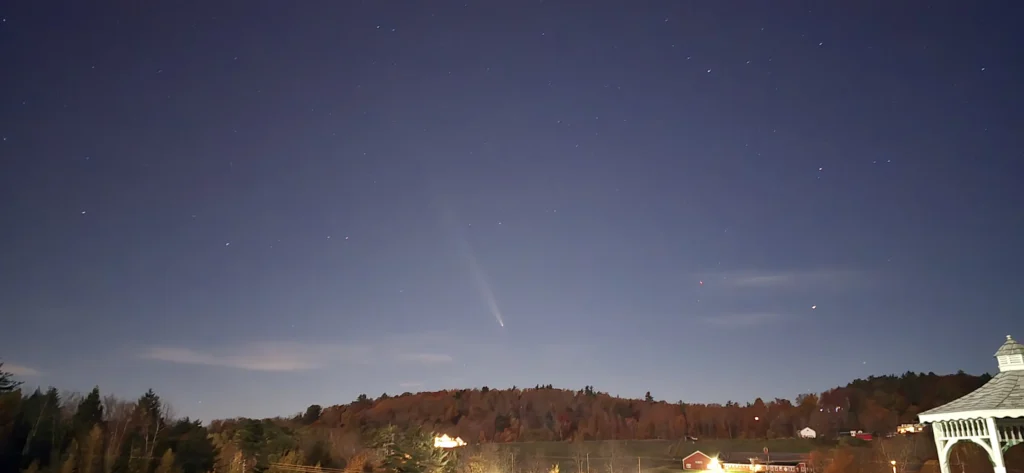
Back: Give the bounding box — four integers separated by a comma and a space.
890, 460, 896, 473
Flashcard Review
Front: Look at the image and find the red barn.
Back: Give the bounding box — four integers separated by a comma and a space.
682, 451, 713, 471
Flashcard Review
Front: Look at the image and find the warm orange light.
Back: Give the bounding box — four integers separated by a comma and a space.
433, 434, 466, 448
707, 458, 722, 471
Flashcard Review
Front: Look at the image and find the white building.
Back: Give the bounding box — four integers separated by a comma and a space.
798, 427, 817, 439
917, 335, 1024, 473
433, 434, 466, 449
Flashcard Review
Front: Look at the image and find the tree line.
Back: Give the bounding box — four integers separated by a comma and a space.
0, 367, 215, 473
2, 361, 1018, 473
306, 372, 989, 443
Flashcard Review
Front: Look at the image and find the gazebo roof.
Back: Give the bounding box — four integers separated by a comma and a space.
995, 335, 1024, 357
918, 335, 1024, 423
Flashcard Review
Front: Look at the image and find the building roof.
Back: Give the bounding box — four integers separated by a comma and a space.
681, 450, 711, 461
918, 335, 1024, 423
995, 335, 1024, 357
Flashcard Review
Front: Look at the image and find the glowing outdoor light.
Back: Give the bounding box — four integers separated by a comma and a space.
433, 434, 466, 449
707, 458, 722, 471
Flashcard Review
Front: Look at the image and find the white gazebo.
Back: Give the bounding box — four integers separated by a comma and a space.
918, 335, 1024, 473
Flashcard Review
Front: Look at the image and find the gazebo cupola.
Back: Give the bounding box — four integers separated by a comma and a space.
996, 335, 1024, 372
918, 335, 1024, 473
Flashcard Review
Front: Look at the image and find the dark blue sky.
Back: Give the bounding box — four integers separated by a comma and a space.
3, 1, 1023, 421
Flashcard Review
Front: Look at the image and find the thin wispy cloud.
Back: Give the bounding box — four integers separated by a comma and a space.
142, 345, 325, 372
699, 312, 782, 328
3, 362, 42, 377
141, 335, 454, 372
706, 269, 862, 290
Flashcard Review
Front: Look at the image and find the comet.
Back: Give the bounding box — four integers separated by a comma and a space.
436, 199, 506, 329
463, 245, 506, 328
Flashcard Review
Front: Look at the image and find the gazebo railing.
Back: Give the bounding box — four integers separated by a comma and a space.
935, 419, 991, 439
998, 422, 1024, 451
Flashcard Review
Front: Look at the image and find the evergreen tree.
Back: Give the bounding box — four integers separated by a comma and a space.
376, 427, 453, 473
0, 362, 23, 392
72, 388, 104, 441
301, 405, 322, 425
157, 418, 217, 473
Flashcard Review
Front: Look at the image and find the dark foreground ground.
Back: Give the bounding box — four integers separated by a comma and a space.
462, 439, 822, 472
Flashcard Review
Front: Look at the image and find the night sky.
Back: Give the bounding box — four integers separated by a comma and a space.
3, 1, 1023, 421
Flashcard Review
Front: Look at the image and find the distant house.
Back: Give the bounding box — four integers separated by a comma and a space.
798, 427, 817, 439
896, 423, 924, 434
682, 451, 713, 471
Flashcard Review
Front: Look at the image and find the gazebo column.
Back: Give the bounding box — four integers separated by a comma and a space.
986, 418, 1006, 473
933, 422, 951, 473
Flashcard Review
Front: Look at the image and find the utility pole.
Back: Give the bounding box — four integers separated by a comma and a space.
586, 453, 590, 473
512, 452, 516, 473
637, 457, 641, 473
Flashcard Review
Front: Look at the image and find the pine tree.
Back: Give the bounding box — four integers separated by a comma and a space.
73, 387, 104, 438
0, 362, 23, 392
377, 428, 453, 473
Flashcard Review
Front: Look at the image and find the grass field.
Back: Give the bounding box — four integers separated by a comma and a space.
466, 439, 823, 472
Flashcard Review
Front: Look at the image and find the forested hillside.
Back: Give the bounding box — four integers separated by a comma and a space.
0, 363, 995, 473
310, 372, 989, 442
